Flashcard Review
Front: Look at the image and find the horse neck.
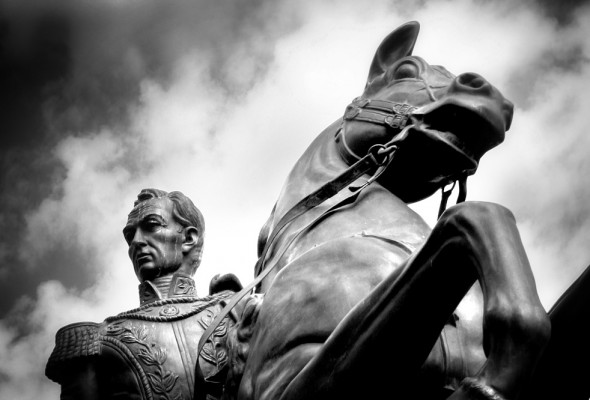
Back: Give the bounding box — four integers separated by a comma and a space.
256, 120, 350, 291
257, 119, 431, 292
272, 120, 348, 224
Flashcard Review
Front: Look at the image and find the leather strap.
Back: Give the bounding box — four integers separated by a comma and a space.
196, 98, 413, 372
344, 97, 417, 130
196, 142, 395, 369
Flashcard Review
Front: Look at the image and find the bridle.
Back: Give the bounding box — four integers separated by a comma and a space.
339, 96, 469, 216
345, 97, 417, 133
196, 95, 470, 370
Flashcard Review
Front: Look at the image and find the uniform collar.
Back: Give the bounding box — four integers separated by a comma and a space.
138, 273, 197, 306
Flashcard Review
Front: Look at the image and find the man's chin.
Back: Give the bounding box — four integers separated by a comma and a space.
137, 263, 179, 281
137, 263, 158, 281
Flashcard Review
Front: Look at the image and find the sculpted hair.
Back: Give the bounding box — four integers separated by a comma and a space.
134, 188, 205, 233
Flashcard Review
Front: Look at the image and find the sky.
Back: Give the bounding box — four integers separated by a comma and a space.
0, 0, 589, 398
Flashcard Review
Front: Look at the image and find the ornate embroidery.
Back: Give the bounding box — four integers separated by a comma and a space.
139, 282, 161, 304
198, 309, 228, 370
173, 276, 195, 296
106, 321, 183, 400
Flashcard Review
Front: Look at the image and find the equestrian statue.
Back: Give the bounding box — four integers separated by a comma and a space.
196, 21, 586, 400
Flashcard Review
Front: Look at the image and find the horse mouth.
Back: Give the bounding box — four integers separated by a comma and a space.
415, 104, 502, 165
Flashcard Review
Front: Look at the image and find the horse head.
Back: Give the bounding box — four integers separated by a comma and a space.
337, 21, 514, 202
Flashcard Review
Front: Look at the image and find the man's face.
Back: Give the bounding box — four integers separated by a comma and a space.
123, 197, 185, 282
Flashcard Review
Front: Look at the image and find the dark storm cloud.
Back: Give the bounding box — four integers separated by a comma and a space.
0, 7, 72, 314
535, 0, 590, 24
0, 0, 299, 316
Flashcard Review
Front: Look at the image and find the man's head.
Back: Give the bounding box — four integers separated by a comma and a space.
123, 188, 205, 282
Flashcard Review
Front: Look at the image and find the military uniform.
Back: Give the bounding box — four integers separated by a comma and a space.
46, 273, 236, 400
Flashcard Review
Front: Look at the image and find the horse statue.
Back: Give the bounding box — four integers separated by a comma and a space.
213, 21, 558, 400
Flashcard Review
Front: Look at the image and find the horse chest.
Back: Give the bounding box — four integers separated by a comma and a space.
258, 236, 410, 351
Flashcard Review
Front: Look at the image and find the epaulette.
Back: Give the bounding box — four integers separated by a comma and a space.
45, 322, 101, 382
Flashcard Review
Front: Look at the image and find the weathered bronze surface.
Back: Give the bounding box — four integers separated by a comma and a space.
520, 264, 590, 400
46, 21, 590, 400
46, 189, 241, 400
222, 22, 551, 400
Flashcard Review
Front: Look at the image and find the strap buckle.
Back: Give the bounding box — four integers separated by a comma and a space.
368, 143, 397, 166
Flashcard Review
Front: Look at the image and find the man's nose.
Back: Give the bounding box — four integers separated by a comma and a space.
129, 229, 147, 252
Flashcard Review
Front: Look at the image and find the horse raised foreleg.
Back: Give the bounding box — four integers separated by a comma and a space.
279, 202, 550, 400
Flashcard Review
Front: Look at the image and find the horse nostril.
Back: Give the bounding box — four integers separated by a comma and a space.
457, 73, 487, 89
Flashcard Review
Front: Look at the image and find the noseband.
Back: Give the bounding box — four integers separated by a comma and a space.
344, 97, 417, 131
340, 96, 467, 217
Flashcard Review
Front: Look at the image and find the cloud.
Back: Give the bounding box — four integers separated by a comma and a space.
1, 0, 590, 398
0, 280, 126, 399
405, 0, 590, 306
467, 7, 590, 306
0, 0, 300, 314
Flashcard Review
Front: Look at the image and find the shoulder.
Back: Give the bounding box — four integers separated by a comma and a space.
45, 322, 102, 383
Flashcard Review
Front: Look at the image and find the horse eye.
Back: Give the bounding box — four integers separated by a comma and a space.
393, 63, 419, 79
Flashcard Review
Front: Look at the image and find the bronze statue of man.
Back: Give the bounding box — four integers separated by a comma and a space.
46, 188, 241, 400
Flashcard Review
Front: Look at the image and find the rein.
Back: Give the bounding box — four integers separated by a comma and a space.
196, 136, 398, 368
342, 96, 469, 217
196, 97, 465, 372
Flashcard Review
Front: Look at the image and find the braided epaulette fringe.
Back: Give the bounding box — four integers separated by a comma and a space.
45, 322, 100, 381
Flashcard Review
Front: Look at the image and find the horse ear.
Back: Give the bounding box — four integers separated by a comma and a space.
367, 21, 420, 83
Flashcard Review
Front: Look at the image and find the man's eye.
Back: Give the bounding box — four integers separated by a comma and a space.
124, 231, 134, 244
145, 220, 162, 230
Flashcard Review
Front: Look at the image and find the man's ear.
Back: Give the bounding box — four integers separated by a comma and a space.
182, 226, 199, 253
